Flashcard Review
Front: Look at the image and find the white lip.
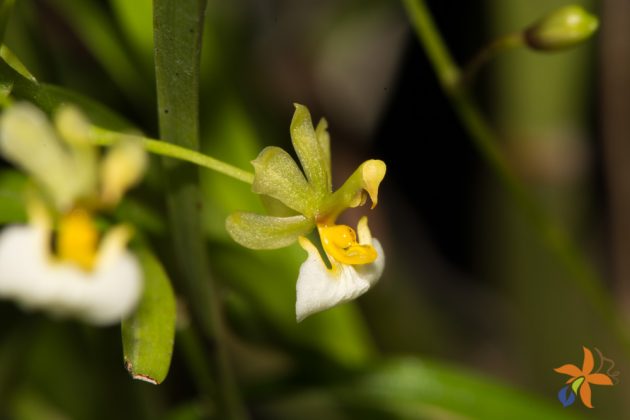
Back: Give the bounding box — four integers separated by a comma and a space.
295, 232, 385, 322
0, 223, 142, 325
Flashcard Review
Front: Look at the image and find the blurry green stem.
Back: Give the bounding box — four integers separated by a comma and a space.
89, 126, 254, 184
460, 32, 524, 89
153, 0, 245, 416
177, 326, 216, 413
402, 0, 630, 351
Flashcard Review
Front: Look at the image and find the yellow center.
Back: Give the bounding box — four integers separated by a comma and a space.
57, 208, 99, 271
318, 224, 377, 265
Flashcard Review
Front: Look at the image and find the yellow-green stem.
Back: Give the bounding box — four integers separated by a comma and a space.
402, 0, 630, 353
89, 126, 254, 185
460, 32, 524, 89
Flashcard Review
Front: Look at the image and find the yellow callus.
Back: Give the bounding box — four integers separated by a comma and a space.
318, 224, 377, 265
57, 208, 99, 271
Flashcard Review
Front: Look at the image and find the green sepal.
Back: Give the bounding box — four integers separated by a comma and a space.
252, 146, 316, 216
122, 248, 176, 385
322, 159, 386, 220
290, 103, 330, 198
225, 212, 314, 250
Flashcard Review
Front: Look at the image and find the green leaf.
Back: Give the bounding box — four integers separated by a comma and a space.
225, 212, 313, 250
290, 104, 330, 198
252, 146, 316, 215
0, 170, 26, 224
51, 0, 149, 106
0, 58, 131, 130
122, 248, 176, 385
336, 358, 585, 420
0, 45, 35, 82
154, 0, 215, 338
155, 0, 246, 416
110, 0, 153, 69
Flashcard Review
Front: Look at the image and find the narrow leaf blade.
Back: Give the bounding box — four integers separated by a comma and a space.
0, 58, 131, 129
122, 248, 176, 385
338, 358, 585, 419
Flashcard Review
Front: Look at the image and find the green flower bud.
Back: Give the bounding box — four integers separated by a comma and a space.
100, 136, 147, 206
525, 5, 599, 51
55, 105, 92, 146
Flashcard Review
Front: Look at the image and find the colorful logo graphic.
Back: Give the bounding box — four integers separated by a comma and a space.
554, 346, 619, 408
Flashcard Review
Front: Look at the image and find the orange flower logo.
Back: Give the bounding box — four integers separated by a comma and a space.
554, 346, 618, 408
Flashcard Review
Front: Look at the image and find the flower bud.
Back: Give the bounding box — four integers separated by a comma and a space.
100, 137, 147, 206
524, 5, 598, 51
55, 105, 91, 146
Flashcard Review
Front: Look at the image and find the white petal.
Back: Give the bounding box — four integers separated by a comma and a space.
0, 224, 143, 325
355, 238, 385, 286
295, 236, 385, 322
0, 103, 91, 210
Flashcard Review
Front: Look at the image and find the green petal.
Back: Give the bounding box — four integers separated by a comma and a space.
321, 159, 386, 220
290, 104, 330, 198
251, 146, 316, 215
225, 212, 314, 250
315, 118, 331, 192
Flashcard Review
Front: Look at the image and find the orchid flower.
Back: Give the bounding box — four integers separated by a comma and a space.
0, 103, 146, 325
226, 104, 386, 321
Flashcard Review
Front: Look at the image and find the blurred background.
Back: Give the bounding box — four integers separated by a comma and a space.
1, 0, 628, 418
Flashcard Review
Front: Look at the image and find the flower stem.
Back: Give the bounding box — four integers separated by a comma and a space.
459, 32, 524, 89
402, 0, 630, 352
89, 126, 254, 185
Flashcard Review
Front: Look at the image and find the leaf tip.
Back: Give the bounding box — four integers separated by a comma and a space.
125, 359, 160, 385
132, 373, 160, 385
